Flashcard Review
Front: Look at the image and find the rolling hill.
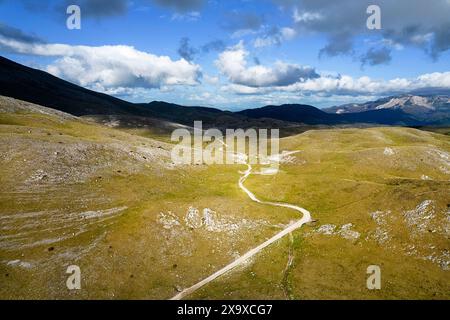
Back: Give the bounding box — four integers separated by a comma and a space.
1, 95, 448, 299
0, 56, 298, 132
237, 103, 421, 126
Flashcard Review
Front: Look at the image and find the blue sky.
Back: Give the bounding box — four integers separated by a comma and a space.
0, 0, 449, 110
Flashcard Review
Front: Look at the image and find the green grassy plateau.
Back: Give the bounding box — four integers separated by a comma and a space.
0, 96, 448, 299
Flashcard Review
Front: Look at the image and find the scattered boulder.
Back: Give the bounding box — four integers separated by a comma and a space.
185, 207, 203, 229
339, 223, 361, 240
317, 224, 336, 235
314, 223, 360, 240
404, 200, 435, 235
158, 211, 181, 230
384, 147, 395, 156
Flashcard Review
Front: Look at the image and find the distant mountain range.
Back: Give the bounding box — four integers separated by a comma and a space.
324, 94, 450, 125
237, 103, 422, 126
0, 56, 449, 128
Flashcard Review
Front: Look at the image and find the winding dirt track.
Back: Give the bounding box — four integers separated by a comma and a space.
170, 160, 312, 300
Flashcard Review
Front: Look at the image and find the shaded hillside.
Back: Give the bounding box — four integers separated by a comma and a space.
238, 104, 334, 124
324, 94, 450, 125
0, 56, 305, 133
238, 104, 421, 126
0, 56, 243, 125
0, 56, 139, 116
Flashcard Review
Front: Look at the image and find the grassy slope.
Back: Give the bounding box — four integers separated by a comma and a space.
1, 96, 449, 299
0, 97, 296, 299
191, 127, 450, 299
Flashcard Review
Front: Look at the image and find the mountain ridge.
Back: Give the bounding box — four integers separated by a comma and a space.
324, 94, 450, 125
237, 103, 422, 126
0, 56, 448, 127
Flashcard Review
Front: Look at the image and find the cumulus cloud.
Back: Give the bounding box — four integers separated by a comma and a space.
0, 36, 201, 91
222, 70, 450, 98
278, 0, 450, 60
214, 40, 450, 97
216, 42, 319, 88
296, 72, 450, 96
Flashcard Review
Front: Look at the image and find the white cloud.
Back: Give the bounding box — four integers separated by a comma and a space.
221, 84, 267, 95
215, 41, 318, 87
416, 72, 450, 87
296, 72, 450, 95
222, 71, 450, 97
213, 43, 450, 97
0, 37, 201, 91
215, 42, 450, 97
203, 74, 220, 85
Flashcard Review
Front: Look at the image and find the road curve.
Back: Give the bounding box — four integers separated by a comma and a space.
170, 161, 312, 300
